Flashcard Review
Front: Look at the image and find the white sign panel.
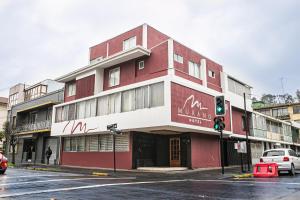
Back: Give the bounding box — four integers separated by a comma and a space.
235, 141, 247, 154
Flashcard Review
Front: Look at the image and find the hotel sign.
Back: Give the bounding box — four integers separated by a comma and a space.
171, 83, 231, 130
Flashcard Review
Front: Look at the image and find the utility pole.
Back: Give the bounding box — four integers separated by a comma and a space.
107, 123, 121, 173
243, 92, 251, 172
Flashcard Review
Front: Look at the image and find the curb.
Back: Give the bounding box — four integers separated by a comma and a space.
233, 173, 253, 179
92, 172, 109, 176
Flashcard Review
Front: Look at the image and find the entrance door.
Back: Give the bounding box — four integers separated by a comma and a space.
170, 138, 180, 167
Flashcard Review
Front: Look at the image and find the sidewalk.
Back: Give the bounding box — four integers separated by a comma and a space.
17, 164, 252, 180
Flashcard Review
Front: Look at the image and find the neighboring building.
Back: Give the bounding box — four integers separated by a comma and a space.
51, 24, 259, 170
250, 111, 300, 164
7, 80, 64, 165
254, 102, 300, 123
0, 97, 8, 150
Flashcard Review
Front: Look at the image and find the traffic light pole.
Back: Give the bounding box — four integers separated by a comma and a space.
220, 129, 225, 175
113, 134, 116, 173
243, 93, 251, 172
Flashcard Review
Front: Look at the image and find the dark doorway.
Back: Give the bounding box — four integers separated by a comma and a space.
132, 132, 191, 169
22, 139, 35, 162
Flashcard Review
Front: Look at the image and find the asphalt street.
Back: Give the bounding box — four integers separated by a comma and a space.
0, 168, 300, 199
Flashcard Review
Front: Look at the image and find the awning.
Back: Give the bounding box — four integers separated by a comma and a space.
16, 101, 58, 113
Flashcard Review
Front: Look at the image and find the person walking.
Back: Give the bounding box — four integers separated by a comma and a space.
45, 146, 52, 165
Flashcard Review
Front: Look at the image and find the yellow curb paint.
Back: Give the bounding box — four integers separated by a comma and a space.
92, 172, 108, 176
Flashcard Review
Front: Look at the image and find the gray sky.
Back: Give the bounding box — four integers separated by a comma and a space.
0, 0, 299, 99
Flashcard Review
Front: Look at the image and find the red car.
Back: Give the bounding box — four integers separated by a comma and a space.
0, 153, 8, 174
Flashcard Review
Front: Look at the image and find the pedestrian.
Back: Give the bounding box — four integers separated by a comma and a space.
45, 146, 52, 165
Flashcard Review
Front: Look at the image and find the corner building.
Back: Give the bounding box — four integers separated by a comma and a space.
51, 24, 253, 169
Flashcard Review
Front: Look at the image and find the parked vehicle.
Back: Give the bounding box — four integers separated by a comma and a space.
0, 153, 8, 174
260, 148, 300, 176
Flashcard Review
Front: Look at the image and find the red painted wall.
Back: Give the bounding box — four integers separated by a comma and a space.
206, 59, 223, 92
232, 107, 251, 135
173, 41, 203, 85
61, 133, 133, 169
75, 75, 95, 100
171, 82, 231, 131
103, 42, 169, 91
90, 26, 143, 61
64, 80, 76, 103
147, 25, 169, 49
191, 133, 220, 168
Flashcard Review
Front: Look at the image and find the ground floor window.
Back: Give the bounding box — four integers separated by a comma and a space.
63, 133, 129, 152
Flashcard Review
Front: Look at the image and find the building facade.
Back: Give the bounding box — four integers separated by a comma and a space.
7, 80, 64, 165
254, 102, 300, 123
50, 24, 263, 170
0, 97, 8, 150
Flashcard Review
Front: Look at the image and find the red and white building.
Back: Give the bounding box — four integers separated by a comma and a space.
51, 24, 254, 169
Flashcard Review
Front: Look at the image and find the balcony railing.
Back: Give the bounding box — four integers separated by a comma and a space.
14, 120, 51, 134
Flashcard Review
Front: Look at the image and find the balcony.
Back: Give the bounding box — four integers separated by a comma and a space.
14, 120, 51, 134
56, 46, 151, 82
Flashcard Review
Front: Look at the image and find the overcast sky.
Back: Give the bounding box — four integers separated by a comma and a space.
0, 0, 299, 99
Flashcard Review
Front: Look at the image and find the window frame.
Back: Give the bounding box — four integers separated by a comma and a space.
188, 61, 200, 79
108, 67, 120, 87
123, 36, 137, 51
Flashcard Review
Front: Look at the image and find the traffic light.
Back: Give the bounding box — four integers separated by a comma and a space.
214, 117, 225, 131
215, 96, 225, 116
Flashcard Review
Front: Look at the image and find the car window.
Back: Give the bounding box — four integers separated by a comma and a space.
289, 150, 296, 157
263, 150, 285, 157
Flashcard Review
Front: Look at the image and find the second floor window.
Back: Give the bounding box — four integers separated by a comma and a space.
174, 54, 183, 64
123, 36, 136, 51
66, 82, 76, 97
293, 106, 300, 114
109, 67, 120, 87
9, 93, 18, 106
188, 61, 200, 78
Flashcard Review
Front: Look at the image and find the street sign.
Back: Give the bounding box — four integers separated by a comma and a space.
235, 141, 247, 153
107, 123, 117, 130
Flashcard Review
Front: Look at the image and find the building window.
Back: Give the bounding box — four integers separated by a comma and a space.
97, 96, 109, 116
272, 108, 289, 117
150, 82, 164, 107
85, 99, 97, 118
109, 67, 120, 87
76, 101, 86, 119
55, 82, 164, 123
188, 61, 200, 78
63, 134, 129, 152
9, 93, 19, 106
293, 106, 300, 114
138, 61, 145, 70
109, 93, 121, 114
135, 86, 149, 110
66, 82, 76, 97
208, 70, 215, 78
123, 36, 136, 50
174, 54, 183, 64
24, 85, 47, 101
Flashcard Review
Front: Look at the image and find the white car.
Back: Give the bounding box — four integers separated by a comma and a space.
260, 148, 300, 176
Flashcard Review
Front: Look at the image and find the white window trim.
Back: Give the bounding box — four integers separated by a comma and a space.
188, 61, 200, 79
123, 36, 137, 51
174, 54, 183, 64
109, 67, 120, 87
138, 61, 145, 70
208, 70, 216, 78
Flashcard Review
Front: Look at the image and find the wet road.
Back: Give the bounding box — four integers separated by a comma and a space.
0, 168, 300, 199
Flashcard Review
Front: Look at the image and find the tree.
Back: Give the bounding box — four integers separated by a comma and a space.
296, 90, 300, 102
278, 94, 294, 104
2, 121, 17, 164
261, 94, 276, 104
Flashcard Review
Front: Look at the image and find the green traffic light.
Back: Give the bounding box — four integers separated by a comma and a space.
214, 123, 219, 130
217, 107, 223, 112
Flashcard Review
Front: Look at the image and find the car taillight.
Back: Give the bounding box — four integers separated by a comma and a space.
283, 157, 289, 162
260, 158, 263, 162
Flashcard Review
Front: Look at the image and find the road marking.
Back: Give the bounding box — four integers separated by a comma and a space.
0, 174, 82, 179
0, 177, 136, 186
0, 179, 187, 198
189, 179, 300, 186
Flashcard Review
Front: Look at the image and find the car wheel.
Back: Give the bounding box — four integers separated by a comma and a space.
290, 164, 296, 176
